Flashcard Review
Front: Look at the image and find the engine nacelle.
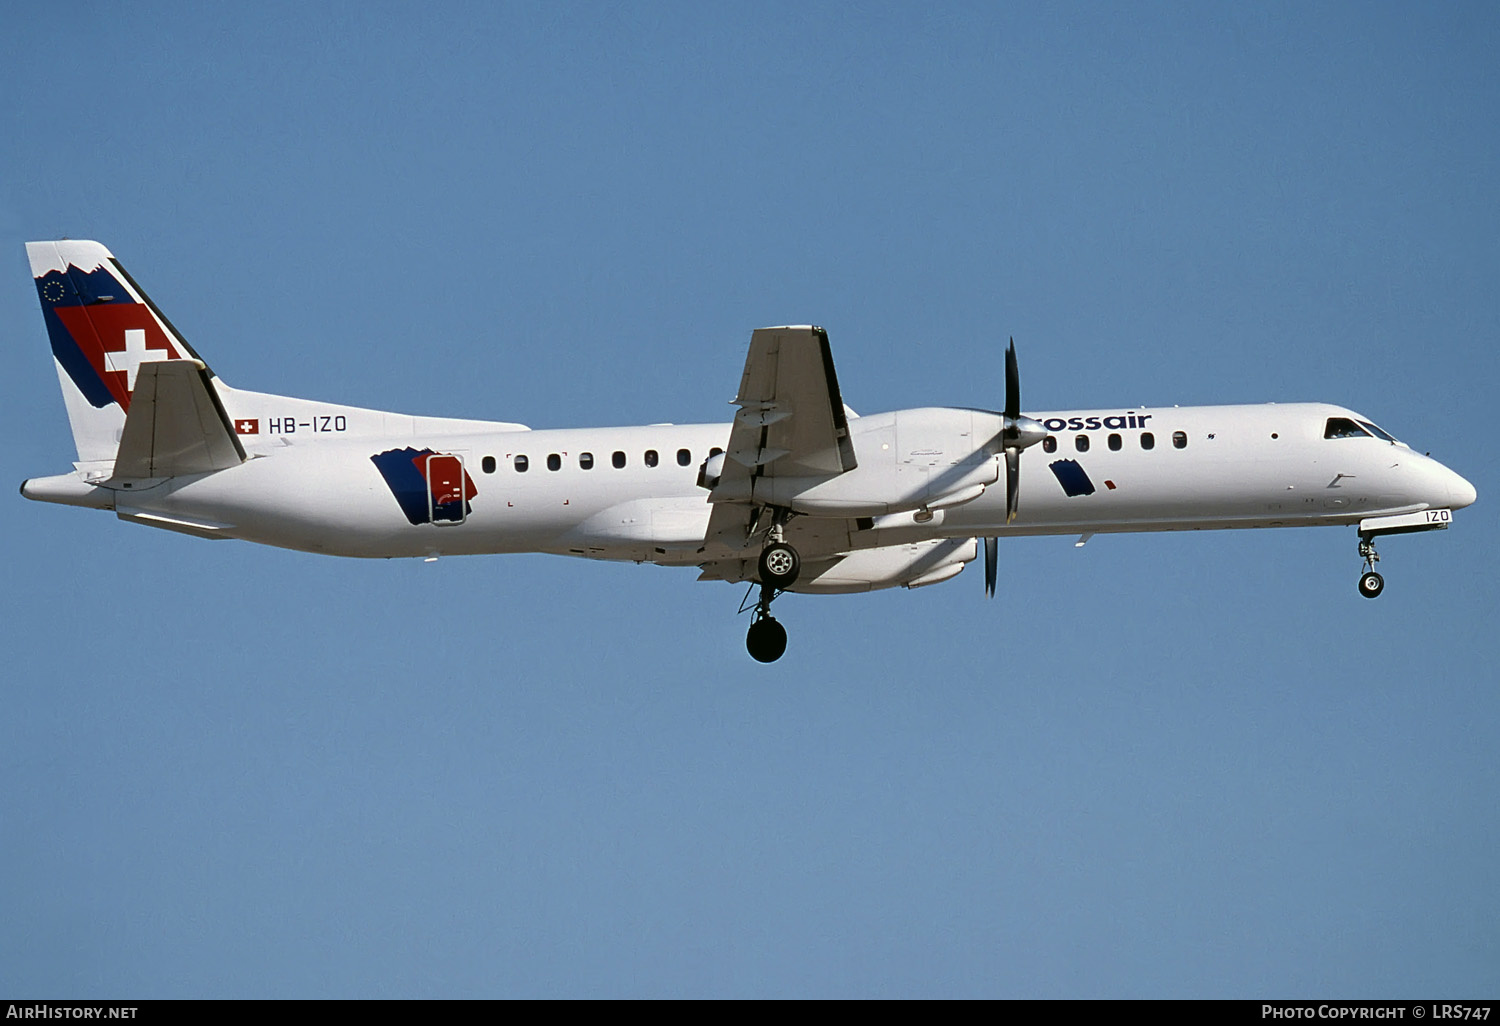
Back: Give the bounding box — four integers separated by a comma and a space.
792, 537, 978, 594
758, 461, 997, 517
703, 408, 1004, 517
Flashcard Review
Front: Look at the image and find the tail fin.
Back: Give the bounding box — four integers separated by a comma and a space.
27, 240, 212, 465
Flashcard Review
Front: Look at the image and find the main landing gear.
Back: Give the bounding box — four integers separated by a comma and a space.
758, 541, 800, 588
746, 587, 789, 663
1357, 533, 1384, 599
745, 514, 800, 662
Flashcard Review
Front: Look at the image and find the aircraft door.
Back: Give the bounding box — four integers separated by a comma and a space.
425, 453, 471, 525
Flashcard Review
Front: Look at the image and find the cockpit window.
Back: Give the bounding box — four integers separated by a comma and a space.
1357, 420, 1397, 442
1324, 417, 1371, 440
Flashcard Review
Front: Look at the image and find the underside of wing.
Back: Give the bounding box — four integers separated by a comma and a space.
698, 530, 977, 594
697, 511, 858, 585
699, 503, 859, 562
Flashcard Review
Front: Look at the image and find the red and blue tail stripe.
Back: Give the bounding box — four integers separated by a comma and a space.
34, 261, 182, 412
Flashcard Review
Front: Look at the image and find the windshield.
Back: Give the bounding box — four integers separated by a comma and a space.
1324, 417, 1371, 439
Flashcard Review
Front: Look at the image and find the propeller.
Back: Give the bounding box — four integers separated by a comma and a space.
999, 338, 1047, 519
984, 338, 1047, 598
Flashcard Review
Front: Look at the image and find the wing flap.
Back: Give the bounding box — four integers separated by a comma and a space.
112, 360, 246, 479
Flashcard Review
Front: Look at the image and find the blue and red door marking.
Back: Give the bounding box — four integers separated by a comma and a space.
371, 447, 477, 524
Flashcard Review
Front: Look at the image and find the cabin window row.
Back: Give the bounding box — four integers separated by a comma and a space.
1040, 431, 1188, 454
480, 447, 723, 475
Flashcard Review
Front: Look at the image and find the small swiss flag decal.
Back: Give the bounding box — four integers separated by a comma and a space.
234, 419, 259, 435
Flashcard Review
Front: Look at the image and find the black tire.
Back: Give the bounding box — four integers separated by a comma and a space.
746, 617, 788, 663
1358, 571, 1384, 599
758, 542, 800, 587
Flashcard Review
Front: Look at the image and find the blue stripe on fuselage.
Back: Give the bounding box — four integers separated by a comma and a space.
1049, 459, 1096, 497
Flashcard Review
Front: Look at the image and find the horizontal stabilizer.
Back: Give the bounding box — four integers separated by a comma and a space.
113, 360, 246, 479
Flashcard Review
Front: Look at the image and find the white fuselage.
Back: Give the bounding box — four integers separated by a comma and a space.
21, 242, 1475, 628
27, 388, 1474, 593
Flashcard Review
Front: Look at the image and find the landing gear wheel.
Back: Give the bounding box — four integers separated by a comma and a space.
1358, 571, 1384, 599
758, 542, 801, 587
746, 616, 788, 663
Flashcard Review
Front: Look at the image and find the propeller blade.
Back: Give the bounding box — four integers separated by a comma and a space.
991, 337, 1042, 527
1004, 338, 1020, 422
1005, 447, 1021, 522
984, 536, 997, 598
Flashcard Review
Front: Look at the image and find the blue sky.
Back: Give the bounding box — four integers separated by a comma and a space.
2, 2, 1496, 998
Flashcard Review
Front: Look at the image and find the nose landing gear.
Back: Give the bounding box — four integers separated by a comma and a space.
1357, 533, 1384, 598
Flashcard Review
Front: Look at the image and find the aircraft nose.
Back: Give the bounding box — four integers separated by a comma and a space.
1447, 468, 1477, 510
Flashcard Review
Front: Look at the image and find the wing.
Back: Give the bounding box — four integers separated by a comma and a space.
724, 325, 856, 478
704, 326, 857, 552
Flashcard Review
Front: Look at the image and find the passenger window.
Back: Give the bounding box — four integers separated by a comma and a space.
644, 449, 659, 467
547, 453, 561, 471
1075, 434, 1090, 452
677, 448, 692, 467
709, 447, 724, 458
1324, 417, 1370, 439
579, 452, 594, 470
482, 456, 496, 474
514, 455, 529, 472
1140, 432, 1154, 450
1108, 433, 1122, 451
612, 450, 626, 469
1042, 436, 1057, 453
1172, 431, 1187, 449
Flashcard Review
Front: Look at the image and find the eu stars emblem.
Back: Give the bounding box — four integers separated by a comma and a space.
41, 279, 66, 303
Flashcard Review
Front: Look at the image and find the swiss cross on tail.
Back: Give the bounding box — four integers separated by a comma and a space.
32, 252, 183, 412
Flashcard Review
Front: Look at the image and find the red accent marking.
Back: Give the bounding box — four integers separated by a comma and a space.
413, 453, 478, 506
1105, 480, 1117, 490
53, 304, 180, 411
234, 419, 259, 435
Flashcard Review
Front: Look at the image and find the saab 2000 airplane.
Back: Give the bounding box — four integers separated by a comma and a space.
21, 240, 1477, 662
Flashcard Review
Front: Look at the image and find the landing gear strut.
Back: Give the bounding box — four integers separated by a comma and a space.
745, 509, 798, 661
1357, 533, 1384, 599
